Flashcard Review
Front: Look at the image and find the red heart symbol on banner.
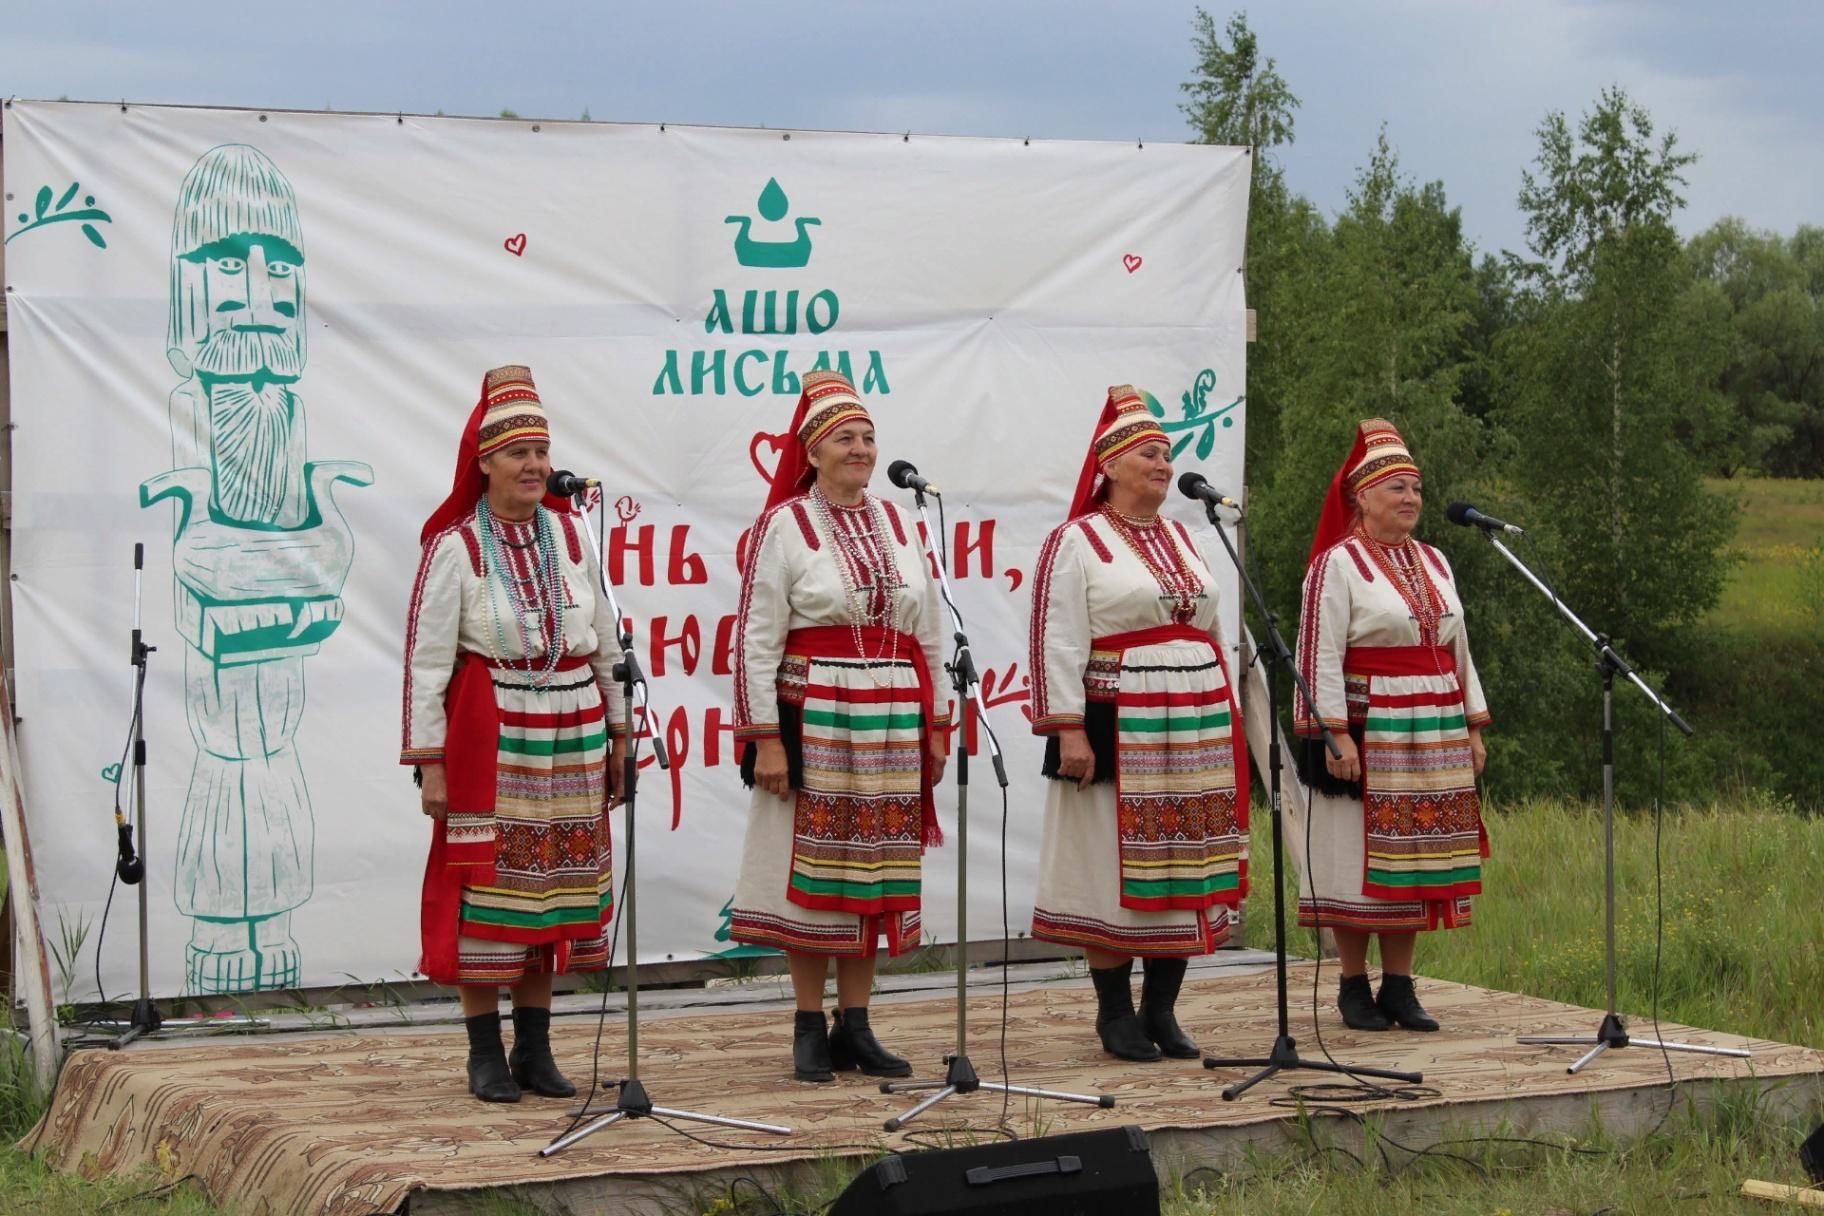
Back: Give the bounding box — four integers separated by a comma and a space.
749, 431, 788, 485
1123, 253, 1143, 274
503, 233, 528, 256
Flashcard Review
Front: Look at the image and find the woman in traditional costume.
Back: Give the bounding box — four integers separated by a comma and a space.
1292, 418, 1489, 1032
728, 370, 952, 1082
401, 365, 628, 1102
1028, 387, 1249, 1062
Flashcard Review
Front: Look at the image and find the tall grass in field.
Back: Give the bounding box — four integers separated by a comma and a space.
1243, 795, 1824, 1049
1709, 477, 1824, 639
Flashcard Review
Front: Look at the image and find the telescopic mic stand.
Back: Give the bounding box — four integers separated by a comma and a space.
95, 544, 264, 1051
542, 482, 791, 1155
1462, 522, 1749, 1074
1185, 483, 1424, 1099
880, 463, 1113, 1130
113, 542, 160, 1048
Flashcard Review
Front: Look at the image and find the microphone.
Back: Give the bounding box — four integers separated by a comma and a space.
1176, 471, 1240, 510
116, 821, 143, 885
886, 459, 940, 496
547, 470, 601, 497
1445, 502, 1524, 536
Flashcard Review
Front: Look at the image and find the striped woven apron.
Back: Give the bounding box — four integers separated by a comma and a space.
1346, 644, 1486, 908
1095, 623, 1249, 913
778, 625, 939, 919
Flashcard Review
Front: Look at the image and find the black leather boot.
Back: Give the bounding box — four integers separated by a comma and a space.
793, 1009, 834, 1082
1090, 961, 1163, 1061
1138, 957, 1200, 1059
1376, 973, 1440, 1031
465, 1011, 522, 1102
1337, 973, 1393, 1031
829, 1007, 913, 1077
508, 1006, 577, 1097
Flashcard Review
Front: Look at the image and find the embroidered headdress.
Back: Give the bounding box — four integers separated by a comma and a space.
1308, 417, 1422, 562
763, 369, 873, 511
1064, 385, 1170, 519
418, 365, 570, 546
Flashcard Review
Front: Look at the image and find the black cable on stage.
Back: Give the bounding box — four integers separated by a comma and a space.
544, 501, 659, 1148
1516, 529, 1682, 1137
995, 777, 1014, 1135
1232, 528, 1431, 1107
87, 683, 146, 1021
1635, 708, 1682, 1145
926, 488, 1022, 1140
645, 1113, 882, 1156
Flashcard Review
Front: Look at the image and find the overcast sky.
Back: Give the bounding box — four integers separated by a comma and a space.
4, 0, 1817, 257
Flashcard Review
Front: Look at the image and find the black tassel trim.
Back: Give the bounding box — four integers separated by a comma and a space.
739, 701, 806, 791
1294, 720, 1367, 799
1039, 700, 1118, 786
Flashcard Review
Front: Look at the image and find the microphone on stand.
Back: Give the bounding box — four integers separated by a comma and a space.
547, 469, 601, 497
886, 460, 940, 496
116, 820, 143, 885
1445, 502, 1525, 536
1176, 471, 1241, 510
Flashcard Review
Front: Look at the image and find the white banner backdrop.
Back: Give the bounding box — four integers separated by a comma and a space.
3, 100, 1249, 1000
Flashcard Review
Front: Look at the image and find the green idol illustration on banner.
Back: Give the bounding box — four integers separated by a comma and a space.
139, 145, 371, 994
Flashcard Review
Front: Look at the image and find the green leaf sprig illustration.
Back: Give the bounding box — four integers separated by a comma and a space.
7, 181, 112, 248
1145, 369, 1243, 460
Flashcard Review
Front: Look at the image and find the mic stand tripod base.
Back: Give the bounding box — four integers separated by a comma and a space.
84, 1009, 269, 1051
1518, 1013, 1749, 1076
880, 1052, 1115, 1132
882, 492, 1113, 1133
1205, 1035, 1422, 1102
542, 1077, 795, 1156
1191, 498, 1419, 1103
542, 493, 792, 1159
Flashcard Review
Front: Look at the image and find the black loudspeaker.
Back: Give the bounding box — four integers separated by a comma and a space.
1801, 1123, 1824, 1184
827, 1124, 1160, 1216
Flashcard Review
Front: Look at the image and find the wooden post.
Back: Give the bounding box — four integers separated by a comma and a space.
1740, 1180, 1824, 1208
0, 108, 61, 1093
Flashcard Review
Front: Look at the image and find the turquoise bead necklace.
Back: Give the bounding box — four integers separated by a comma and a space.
476, 497, 565, 688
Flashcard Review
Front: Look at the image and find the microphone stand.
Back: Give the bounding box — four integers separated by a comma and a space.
1476, 530, 1749, 1074
114, 542, 160, 1048
542, 491, 791, 1155
90, 544, 264, 1051
1194, 501, 1424, 1099
881, 481, 1112, 1130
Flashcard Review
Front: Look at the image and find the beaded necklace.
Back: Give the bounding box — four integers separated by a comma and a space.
476, 498, 565, 688
808, 484, 902, 675
1099, 505, 1203, 623
1354, 526, 1445, 647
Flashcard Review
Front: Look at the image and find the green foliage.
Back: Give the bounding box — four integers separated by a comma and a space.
1171, 11, 1824, 806
1183, 8, 1321, 493
1684, 219, 1824, 476
1179, 8, 1299, 158
1500, 86, 1737, 656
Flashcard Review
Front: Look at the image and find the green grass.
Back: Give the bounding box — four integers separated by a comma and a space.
5, 799, 1822, 1214
1708, 476, 1824, 638
1244, 794, 1824, 1051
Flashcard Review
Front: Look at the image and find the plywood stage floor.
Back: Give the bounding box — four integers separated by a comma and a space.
26, 957, 1822, 1216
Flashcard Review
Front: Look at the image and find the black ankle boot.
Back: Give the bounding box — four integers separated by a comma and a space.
1138, 957, 1200, 1059
465, 1011, 522, 1102
1337, 974, 1393, 1031
829, 1007, 913, 1077
793, 1010, 834, 1082
1376, 973, 1440, 1031
507, 1006, 577, 1097
1090, 962, 1163, 1061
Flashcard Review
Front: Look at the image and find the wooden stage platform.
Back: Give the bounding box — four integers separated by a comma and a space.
27, 954, 1822, 1216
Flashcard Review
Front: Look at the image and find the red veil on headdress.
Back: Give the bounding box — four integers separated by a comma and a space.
1307, 417, 1422, 563
1063, 385, 1171, 520
418, 366, 574, 546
